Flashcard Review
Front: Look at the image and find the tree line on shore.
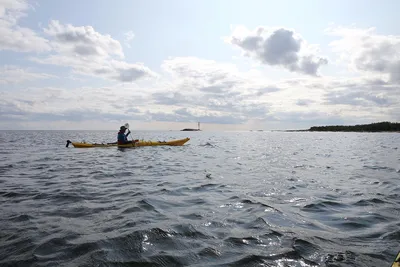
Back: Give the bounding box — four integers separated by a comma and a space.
308, 121, 400, 132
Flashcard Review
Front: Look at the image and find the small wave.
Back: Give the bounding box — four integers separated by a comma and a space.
334, 221, 370, 230
244, 217, 269, 229
121, 206, 142, 214
292, 238, 321, 261
260, 229, 284, 238
180, 213, 203, 220
382, 229, 400, 240
198, 246, 221, 257
0, 235, 36, 266
294, 164, 315, 169
216, 250, 319, 267
200, 142, 215, 147
0, 191, 32, 198
363, 165, 397, 172
354, 198, 387, 206
224, 236, 263, 246
137, 199, 157, 211
172, 224, 211, 239
241, 199, 281, 213
0, 164, 13, 174
301, 200, 347, 212
8, 214, 32, 222
324, 251, 355, 264
192, 183, 220, 191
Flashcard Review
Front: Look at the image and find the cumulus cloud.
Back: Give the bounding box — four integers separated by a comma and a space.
27, 20, 156, 82
326, 26, 400, 83
0, 0, 50, 52
43, 20, 124, 58
0, 1, 154, 82
226, 26, 328, 76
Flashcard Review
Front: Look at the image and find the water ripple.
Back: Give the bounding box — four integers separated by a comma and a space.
0, 130, 399, 266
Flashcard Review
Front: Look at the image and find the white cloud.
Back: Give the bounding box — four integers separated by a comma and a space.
0, 0, 50, 52
0, 86, 148, 124
0, 65, 54, 84
326, 26, 400, 83
43, 20, 124, 58
156, 57, 399, 125
27, 20, 156, 82
0, 58, 281, 126
1, 60, 398, 128
225, 26, 328, 76
31, 55, 156, 82
124, 30, 135, 48
0, 1, 155, 83
296, 99, 315, 106
0, 2, 399, 130
158, 57, 284, 122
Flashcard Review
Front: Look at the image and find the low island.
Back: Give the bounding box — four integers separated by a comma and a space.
284, 121, 400, 132
181, 122, 201, 131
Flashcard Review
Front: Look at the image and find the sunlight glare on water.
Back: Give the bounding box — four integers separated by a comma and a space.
0, 130, 399, 266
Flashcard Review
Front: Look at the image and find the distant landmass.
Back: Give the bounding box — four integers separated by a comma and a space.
283, 121, 400, 132
181, 128, 201, 131
181, 122, 201, 131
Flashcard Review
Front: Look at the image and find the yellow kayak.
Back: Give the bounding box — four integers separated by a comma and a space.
392, 251, 400, 267
66, 137, 190, 148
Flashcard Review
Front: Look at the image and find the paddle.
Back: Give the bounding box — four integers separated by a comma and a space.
66, 140, 72, 147
124, 123, 136, 145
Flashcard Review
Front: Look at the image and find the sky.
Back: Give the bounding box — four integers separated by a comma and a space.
1, 0, 399, 130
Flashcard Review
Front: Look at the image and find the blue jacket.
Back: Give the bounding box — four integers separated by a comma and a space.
117, 130, 129, 144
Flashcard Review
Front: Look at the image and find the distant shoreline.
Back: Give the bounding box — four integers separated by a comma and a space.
280, 121, 400, 133
181, 128, 201, 131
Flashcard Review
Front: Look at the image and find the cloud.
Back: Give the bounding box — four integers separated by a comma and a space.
0, 57, 279, 126
158, 57, 279, 119
0, 1, 154, 83
269, 110, 346, 125
0, 86, 149, 124
146, 108, 247, 125
0, 0, 50, 52
43, 20, 124, 58
325, 90, 391, 106
296, 99, 315, 106
321, 77, 397, 107
27, 20, 156, 82
326, 26, 400, 83
124, 30, 135, 48
226, 26, 328, 76
1, 4, 399, 130
0, 65, 54, 84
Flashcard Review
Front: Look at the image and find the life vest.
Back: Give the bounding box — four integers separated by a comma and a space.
117, 130, 128, 144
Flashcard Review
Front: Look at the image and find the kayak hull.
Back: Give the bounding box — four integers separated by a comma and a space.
69, 137, 190, 148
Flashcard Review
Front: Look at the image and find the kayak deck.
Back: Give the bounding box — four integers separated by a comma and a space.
67, 137, 190, 148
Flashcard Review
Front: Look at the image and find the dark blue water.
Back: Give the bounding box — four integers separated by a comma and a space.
0, 130, 399, 267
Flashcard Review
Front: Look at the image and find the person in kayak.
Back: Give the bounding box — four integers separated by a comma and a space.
117, 125, 132, 145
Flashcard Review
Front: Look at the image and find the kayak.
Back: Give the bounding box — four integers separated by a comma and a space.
66, 137, 190, 148
392, 251, 400, 267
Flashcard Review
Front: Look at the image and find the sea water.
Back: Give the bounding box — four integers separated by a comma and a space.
0, 130, 399, 266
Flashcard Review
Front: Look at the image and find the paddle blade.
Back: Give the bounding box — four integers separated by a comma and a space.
124, 123, 130, 129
